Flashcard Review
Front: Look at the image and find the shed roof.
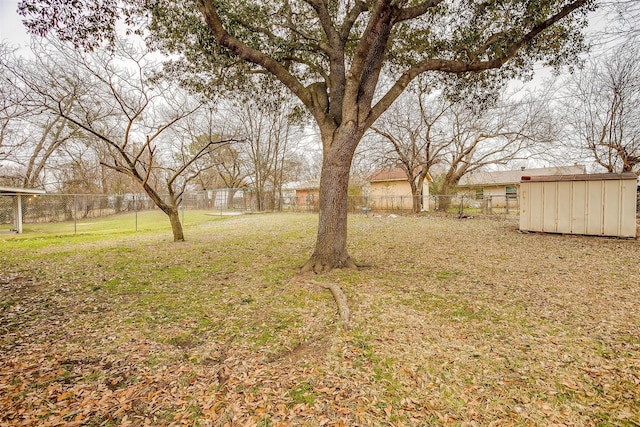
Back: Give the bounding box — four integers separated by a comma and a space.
0, 186, 46, 195
368, 167, 432, 183
290, 180, 320, 190
521, 172, 637, 182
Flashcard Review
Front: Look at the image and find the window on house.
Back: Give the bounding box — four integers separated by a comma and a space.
475, 187, 484, 199
506, 185, 518, 199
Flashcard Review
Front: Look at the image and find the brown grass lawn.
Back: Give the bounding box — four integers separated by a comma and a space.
1, 213, 639, 426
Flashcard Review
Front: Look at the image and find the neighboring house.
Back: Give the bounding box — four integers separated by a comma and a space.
457, 165, 587, 204
291, 181, 320, 210
288, 178, 367, 211
366, 167, 431, 211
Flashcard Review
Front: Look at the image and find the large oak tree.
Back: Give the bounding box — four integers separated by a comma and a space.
20, 0, 595, 271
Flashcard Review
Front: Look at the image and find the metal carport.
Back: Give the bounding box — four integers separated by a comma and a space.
0, 186, 47, 233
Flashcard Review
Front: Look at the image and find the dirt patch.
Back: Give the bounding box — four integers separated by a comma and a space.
0, 273, 42, 295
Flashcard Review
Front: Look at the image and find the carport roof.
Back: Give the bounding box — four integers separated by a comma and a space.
0, 186, 46, 195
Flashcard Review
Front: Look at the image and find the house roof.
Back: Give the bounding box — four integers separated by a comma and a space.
368, 167, 432, 183
0, 186, 46, 195
285, 177, 367, 191
458, 165, 587, 187
283, 180, 320, 191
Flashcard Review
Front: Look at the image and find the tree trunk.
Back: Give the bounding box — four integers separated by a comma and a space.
437, 191, 451, 211
167, 207, 185, 242
226, 188, 237, 209
412, 193, 422, 213
301, 130, 360, 273
140, 183, 185, 242
255, 188, 263, 211
409, 179, 422, 214
437, 176, 462, 212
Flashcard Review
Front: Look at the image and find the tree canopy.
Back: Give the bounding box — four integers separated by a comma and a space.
20, 0, 595, 128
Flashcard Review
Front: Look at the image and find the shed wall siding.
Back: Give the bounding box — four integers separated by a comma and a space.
520, 177, 636, 238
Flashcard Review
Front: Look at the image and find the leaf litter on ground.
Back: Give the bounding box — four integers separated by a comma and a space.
0, 212, 639, 426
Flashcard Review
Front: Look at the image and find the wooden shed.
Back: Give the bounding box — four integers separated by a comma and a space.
519, 173, 637, 238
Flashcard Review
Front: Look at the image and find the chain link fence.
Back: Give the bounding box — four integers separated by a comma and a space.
367, 194, 521, 215
0, 193, 155, 235
2, 189, 637, 235
0, 189, 291, 235
284, 194, 521, 215
2, 190, 304, 234
429, 194, 520, 215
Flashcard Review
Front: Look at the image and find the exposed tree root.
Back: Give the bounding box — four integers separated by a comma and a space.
307, 280, 351, 325
300, 255, 358, 274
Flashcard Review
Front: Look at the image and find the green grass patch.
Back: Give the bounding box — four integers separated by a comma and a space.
287, 382, 316, 406
2, 209, 229, 240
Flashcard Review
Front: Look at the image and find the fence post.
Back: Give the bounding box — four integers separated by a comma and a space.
135, 194, 138, 232
15, 195, 22, 234
73, 194, 77, 235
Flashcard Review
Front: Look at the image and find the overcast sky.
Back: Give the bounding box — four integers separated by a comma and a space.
0, 0, 30, 48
